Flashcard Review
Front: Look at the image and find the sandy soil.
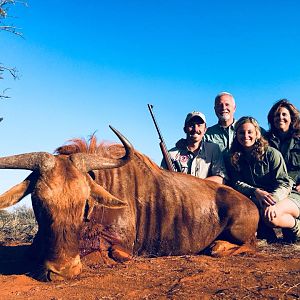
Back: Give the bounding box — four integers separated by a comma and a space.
0, 240, 299, 300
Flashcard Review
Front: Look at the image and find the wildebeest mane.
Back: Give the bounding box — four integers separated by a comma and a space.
55, 134, 106, 155
55, 134, 161, 172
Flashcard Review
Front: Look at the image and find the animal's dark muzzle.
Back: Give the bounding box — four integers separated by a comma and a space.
44, 255, 82, 281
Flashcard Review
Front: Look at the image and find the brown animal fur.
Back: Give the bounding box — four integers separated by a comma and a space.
56, 135, 258, 258
0, 134, 259, 280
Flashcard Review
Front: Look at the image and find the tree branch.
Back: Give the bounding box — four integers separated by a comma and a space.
0, 64, 19, 79
0, 0, 26, 100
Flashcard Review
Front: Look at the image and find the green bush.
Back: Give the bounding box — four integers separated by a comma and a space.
0, 206, 37, 244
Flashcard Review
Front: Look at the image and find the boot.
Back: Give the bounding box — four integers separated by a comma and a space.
256, 219, 278, 243
282, 218, 300, 243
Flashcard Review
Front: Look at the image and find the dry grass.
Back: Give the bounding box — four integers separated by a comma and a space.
0, 206, 37, 244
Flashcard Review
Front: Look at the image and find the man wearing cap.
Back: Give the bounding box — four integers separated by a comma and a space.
161, 111, 227, 184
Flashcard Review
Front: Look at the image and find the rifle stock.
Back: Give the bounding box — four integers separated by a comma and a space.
159, 142, 175, 171
148, 104, 181, 172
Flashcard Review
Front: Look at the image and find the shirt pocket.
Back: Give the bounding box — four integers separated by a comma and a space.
253, 160, 269, 177
289, 147, 300, 169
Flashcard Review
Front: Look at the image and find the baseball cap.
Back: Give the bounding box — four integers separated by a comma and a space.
184, 111, 206, 126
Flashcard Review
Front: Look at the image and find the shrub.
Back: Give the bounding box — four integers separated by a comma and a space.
0, 206, 37, 244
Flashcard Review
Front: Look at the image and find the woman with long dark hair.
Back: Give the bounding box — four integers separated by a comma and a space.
267, 99, 300, 192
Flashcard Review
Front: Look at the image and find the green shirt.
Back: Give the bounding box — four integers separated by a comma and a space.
205, 121, 267, 154
268, 133, 300, 186
205, 122, 267, 180
204, 122, 236, 154
228, 146, 293, 202
204, 122, 236, 178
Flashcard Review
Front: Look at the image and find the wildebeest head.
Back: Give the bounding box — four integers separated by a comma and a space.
0, 126, 133, 281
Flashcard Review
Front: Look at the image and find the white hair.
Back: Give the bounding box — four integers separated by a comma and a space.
214, 92, 235, 106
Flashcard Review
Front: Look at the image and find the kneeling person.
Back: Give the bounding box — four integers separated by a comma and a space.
161, 111, 227, 184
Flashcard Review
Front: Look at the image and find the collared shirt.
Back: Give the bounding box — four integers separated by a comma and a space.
204, 121, 267, 154
204, 121, 267, 178
267, 133, 300, 186
204, 122, 236, 154
161, 139, 227, 180
228, 146, 294, 202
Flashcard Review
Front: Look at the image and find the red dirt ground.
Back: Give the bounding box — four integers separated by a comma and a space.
0, 241, 299, 300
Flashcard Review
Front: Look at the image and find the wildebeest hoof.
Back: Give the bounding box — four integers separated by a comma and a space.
209, 240, 255, 257
110, 245, 132, 262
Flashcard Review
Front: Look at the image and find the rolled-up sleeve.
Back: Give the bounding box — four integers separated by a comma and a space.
233, 180, 257, 197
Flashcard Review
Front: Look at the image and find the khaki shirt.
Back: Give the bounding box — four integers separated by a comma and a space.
161, 139, 227, 180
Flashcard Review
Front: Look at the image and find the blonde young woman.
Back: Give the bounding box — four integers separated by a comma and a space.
228, 116, 300, 243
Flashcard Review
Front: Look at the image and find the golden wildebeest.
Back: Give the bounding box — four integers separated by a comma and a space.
0, 127, 259, 281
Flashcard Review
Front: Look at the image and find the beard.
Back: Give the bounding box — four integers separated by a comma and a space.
218, 113, 230, 122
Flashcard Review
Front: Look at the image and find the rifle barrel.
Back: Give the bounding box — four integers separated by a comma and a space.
147, 104, 164, 143
148, 103, 178, 172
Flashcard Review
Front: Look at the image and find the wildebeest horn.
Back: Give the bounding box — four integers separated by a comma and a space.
70, 126, 134, 172
0, 152, 55, 172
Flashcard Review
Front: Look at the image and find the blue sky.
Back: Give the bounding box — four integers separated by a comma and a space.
1, 1, 300, 209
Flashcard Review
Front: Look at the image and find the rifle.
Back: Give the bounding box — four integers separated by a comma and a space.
147, 104, 181, 172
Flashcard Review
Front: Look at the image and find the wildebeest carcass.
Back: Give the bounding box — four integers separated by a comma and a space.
0, 126, 259, 281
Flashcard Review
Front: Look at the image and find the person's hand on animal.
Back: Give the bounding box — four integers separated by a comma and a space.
295, 184, 300, 193
254, 188, 276, 206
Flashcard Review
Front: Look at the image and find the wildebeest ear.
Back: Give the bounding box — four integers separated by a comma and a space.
0, 173, 37, 209
86, 175, 127, 208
